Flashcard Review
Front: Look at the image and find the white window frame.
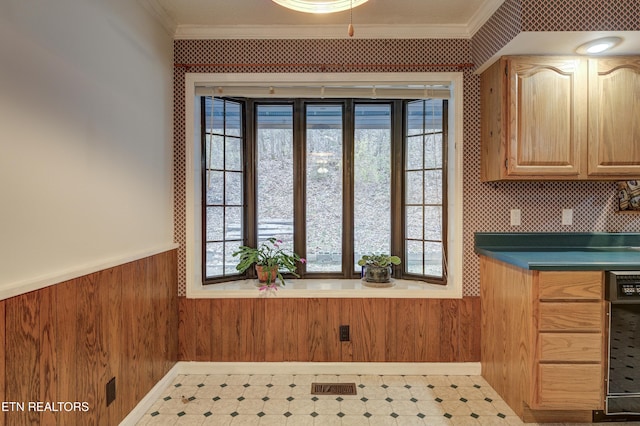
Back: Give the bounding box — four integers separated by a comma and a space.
184, 72, 464, 299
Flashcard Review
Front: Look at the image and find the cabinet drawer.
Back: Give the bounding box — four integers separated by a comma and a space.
538, 271, 602, 300
536, 364, 603, 409
538, 333, 602, 362
539, 302, 602, 332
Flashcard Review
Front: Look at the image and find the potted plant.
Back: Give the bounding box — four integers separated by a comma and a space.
357, 253, 401, 284
232, 238, 305, 288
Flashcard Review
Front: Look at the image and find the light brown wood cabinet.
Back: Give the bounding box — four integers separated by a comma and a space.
481, 55, 640, 181
588, 57, 640, 176
480, 257, 605, 422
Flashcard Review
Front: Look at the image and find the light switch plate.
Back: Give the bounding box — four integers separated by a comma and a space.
510, 209, 521, 226
562, 208, 573, 226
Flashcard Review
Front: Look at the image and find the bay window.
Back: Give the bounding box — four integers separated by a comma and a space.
202, 97, 447, 285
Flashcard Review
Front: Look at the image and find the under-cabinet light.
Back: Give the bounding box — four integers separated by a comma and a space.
576, 36, 623, 55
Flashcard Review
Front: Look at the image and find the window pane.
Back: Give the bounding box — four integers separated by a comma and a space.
205, 171, 223, 205
424, 170, 442, 204
205, 135, 224, 170
204, 98, 225, 133
425, 133, 443, 169
225, 172, 242, 206
406, 136, 423, 170
205, 242, 224, 277
205, 207, 223, 241
424, 99, 443, 132
425, 241, 443, 277
257, 105, 294, 249
406, 240, 423, 275
406, 101, 424, 136
225, 101, 242, 137
405, 206, 423, 240
306, 104, 343, 272
424, 206, 442, 240
225, 137, 242, 171
225, 241, 242, 275
225, 207, 242, 240
404, 99, 445, 280
405, 171, 423, 205
203, 97, 245, 280
354, 104, 391, 270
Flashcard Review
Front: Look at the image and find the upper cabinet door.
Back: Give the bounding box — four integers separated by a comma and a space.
507, 57, 587, 177
588, 57, 640, 176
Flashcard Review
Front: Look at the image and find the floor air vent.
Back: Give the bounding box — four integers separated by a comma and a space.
311, 382, 357, 395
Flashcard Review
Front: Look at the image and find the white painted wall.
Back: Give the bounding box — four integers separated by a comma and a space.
0, 0, 174, 297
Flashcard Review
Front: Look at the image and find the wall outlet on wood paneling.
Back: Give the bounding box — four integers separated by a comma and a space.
106, 377, 116, 407
339, 325, 350, 341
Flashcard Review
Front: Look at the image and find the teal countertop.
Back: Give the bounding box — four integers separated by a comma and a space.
474, 233, 640, 271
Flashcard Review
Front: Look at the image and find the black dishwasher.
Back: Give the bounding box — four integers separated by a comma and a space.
595, 271, 640, 422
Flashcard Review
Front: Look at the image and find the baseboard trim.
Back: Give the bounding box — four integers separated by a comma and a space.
119, 363, 181, 426
178, 361, 481, 376
121, 361, 480, 425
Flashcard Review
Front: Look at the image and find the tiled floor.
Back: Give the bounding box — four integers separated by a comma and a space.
134, 374, 616, 425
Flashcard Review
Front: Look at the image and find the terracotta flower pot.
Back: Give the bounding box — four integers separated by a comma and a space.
255, 265, 278, 283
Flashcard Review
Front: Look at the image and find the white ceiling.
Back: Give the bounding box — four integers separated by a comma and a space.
142, 0, 640, 71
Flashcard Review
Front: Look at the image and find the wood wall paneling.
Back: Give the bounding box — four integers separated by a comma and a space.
414, 299, 430, 362
6, 291, 42, 426
178, 297, 481, 363
0, 300, 5, 426
281, 298, 300, 361
348, 299, 386, 362
106, 265, 123, 425
178, 297, 196, 361
219, 299, 244, 362
195, 299, 213, 361
77, 274, 102, 422
383, 299, 398, 361
0, 249, 178, 426
264, 299, 286, 361
120, 260, 139, 417
39, 285, 57, 426
250, 299, 266, 362
439, 299, 460, 362
56, 280, 78, 426
459, 297, 482, 362
0, 300, 7, 424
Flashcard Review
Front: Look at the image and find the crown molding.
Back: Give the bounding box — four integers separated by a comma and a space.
467, 0, 505, 36
137, 0, 177, 36
142, 0, 504, 39
174, 23, 472, 40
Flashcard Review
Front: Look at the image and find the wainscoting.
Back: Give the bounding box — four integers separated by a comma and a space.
0, 249, 178, 426
178, 297, 480, 363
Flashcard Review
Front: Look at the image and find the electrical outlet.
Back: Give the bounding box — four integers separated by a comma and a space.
562, 208, 573, 226
510, 209, 521, 226
106, 377, 116, 407
339, 325, 350, 342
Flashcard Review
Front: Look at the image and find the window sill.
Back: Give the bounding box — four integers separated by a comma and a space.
186, 278, 462, 299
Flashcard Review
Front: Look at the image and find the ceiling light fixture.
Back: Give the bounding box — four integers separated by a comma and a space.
576, 36, 623, 55
271, 0, 369, 14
